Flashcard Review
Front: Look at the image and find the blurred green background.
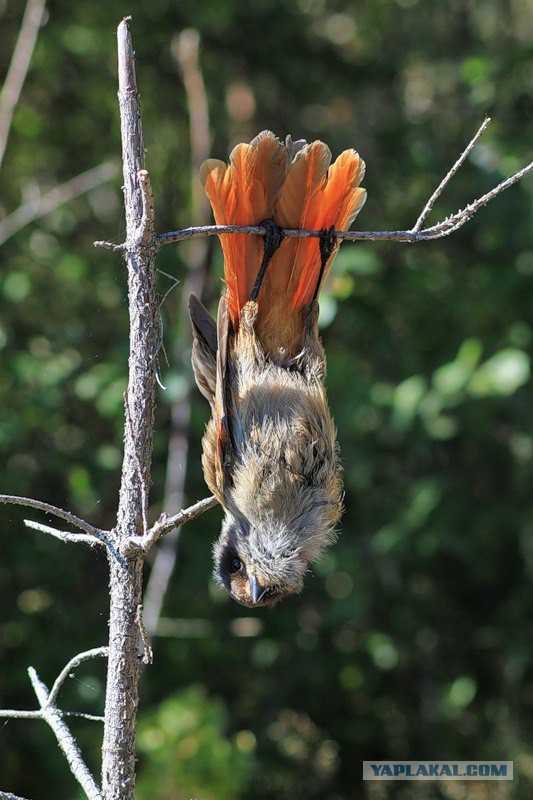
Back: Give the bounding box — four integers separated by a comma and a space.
1, 0, 532, 798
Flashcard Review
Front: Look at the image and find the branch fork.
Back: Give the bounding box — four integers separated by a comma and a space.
0, 649, 108, 800
122, 494, 218, 555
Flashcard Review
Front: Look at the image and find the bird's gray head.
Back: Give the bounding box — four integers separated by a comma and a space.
213, 506, 338, 607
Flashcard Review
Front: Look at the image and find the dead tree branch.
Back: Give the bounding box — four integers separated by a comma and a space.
22, 519, 105, 548
0, 162, 118, 246
99, 18, 158, 800
412, 116, 492, 231
0, 0, 46, 170
0, 648, 108, 720
146, 118, 531, 248
127, 494, 218, 553
0, 493, 124, 562
136, 605, 154, 665
48, 647, 109, 707
0, 494, 108, 541
0, 649, 108, 800
28, 667, 102, 800
0, 2, 118, 253
2, 19, 217, 798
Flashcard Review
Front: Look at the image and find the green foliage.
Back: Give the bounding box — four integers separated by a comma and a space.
1, 0, 532, 799
136, 686, 253, 799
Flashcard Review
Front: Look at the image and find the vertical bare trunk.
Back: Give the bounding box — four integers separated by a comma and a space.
101, 19, 158, 799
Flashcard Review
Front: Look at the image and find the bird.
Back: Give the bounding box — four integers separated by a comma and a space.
188, 130, 366, 607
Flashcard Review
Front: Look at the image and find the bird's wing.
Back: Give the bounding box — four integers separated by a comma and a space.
188, 293, 217, 406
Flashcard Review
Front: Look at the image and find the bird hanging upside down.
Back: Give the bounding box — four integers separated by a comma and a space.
189, 130, 366, 607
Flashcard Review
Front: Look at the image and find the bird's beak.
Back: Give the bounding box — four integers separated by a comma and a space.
249, 574, 268, 605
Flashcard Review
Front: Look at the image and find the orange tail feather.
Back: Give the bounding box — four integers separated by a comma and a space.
200, 131, 366, 346
200, 132, 286, 325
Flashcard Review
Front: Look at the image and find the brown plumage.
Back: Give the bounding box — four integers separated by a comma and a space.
189, 131, 366, 607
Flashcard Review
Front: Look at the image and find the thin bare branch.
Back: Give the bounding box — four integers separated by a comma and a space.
94, 239, 126, 251
174, 29, 211, 170
48, 647, 109, 707
0, 648, 107, 734
27, 668, 102, 800
0, 161, 119, 245
0, 494, 107, 540
156, 155, 532, 246
413, 116, 492, 231
63, 711, 105, 722
131, 495, 218, 552
0, 709, 43, 720
156, 268, 181, 311
0, 0, 46, 171
412, 160, 533, 238
158, 222, 265, 244
0, 791, 34, 800
23, 519, 105, 547
0, 708, 103, 723
156, 495, 218, 534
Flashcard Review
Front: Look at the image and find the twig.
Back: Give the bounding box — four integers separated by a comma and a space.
408, 160, 533, 239
0, 494, 107, 540
0, 707, 103, 722
0, 161, 118, 246
94, 239, 126, 251
2, 495, 126, 565
48, 647, 108, 706
156, 268, 181, 311
63, 711, 105, 722
413, 116, 492, 231
130, 495, 218, 553
0, 648, 108, 723
151, 494, 218, 540
0, 792, 34, 800
157, 222, 268, 245
0, 650, 105, 800
23, 519, 105, 547
0, 709, 43, 720
0, 0, 46, 171
28, 668, 102, 800
96, 121, 532, 255
155, 154, 532, 246
154, 222, 428, 244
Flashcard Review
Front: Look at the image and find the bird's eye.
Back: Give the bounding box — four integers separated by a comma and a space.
230, 557, 242, 573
